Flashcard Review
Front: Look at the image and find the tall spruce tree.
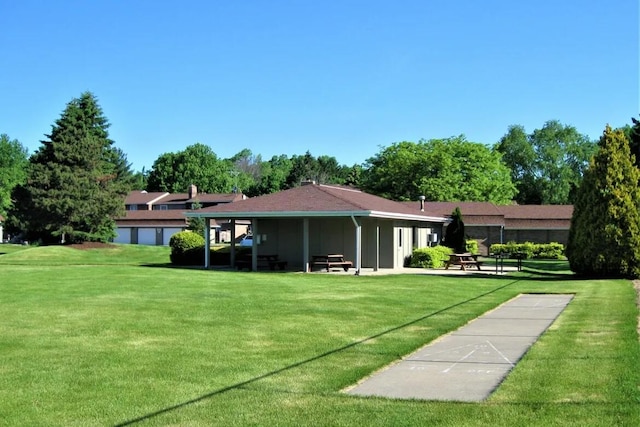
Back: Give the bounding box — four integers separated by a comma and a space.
566, 126, 640, 278
444, 207, 466, 253
10, 92, 127, 243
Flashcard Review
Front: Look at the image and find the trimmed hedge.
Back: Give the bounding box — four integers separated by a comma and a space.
489, 241, 565, 259
169, 231, 205, 265
410, 245, 453, 268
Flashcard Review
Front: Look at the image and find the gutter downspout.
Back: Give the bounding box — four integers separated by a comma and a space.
351, 215, 361, 275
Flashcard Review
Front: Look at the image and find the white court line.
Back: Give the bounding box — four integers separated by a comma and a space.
485, 339, 515, 367
442, 348, 477, 373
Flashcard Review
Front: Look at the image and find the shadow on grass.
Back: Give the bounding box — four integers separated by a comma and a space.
114, 277, 524, 426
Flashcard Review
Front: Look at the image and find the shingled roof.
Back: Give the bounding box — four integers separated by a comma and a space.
124, 191, 170, 206
403, 201, 573, 229
499, 204, 573, 229
116, 210, 220, 227
189, 184, 446, 222
403, 201, 506, 226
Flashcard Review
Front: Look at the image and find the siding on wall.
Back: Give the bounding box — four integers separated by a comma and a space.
233, 217, 445, 271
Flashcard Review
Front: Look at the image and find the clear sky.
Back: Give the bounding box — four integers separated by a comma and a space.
1, 0, 638, 172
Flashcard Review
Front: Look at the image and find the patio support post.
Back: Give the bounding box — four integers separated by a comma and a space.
351, 216, 362, 275
204, 218, 211, 269
303, 218, 309, 272
230, 219, 236, 268
251, 219, 258, 271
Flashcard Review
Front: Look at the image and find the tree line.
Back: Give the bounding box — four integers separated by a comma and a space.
1, 92, 639, 252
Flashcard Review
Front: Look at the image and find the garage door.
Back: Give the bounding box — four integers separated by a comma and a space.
163, 228, 183, 246
138, 228, 156, 245
113, 228, 131, 244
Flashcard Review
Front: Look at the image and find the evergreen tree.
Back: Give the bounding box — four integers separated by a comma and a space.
628, 115, 640, 169
444, 207, 466, 253
566, 126, 640, 278
9, 92, 127, 243
187, 200, 205, 237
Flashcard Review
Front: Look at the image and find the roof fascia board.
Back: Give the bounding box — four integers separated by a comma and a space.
505, 227, 568, 230
186, 210, 369, 218
368, 210, 447, 222
186, 210, 448, 223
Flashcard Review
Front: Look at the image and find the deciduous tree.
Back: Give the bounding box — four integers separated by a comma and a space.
496, 120, 596, 204
361, 136, 516, 203
0, 134, 28, 217
146, 143, 234, 193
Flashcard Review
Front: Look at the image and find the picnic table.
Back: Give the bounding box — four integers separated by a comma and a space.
444, 253, 483, 271
310, 254, 353, 272
236, 254, 287, 271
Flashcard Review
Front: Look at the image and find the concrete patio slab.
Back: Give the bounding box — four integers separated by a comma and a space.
345, 293, 574, 402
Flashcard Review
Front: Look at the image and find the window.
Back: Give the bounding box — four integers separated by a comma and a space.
398, 229, 402, 247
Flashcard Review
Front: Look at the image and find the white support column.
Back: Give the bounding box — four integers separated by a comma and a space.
303, 218, 309, 272
204, 218, 211, 269
351, 216, 362, 275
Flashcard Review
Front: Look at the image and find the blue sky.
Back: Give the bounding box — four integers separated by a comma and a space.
1, 0, 638, 172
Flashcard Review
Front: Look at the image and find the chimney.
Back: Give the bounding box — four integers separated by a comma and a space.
188, 184, 197, 199
418, 195, 426, 212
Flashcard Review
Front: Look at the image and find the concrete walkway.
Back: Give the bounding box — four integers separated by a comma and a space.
344, 294, 574, 402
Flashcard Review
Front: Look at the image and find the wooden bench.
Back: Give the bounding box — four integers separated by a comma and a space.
310, 254, 353, 272
445, 253, 483, 271
236, 254, 287, 271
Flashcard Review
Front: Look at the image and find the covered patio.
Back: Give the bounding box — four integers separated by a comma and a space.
186, 183, 448, 273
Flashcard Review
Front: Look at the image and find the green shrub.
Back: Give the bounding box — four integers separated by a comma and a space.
169, 231, 205, 265
465, 239, 479, 254
488, 242, 565, 260
536, 242, 565, 259
410, 245, 453, 268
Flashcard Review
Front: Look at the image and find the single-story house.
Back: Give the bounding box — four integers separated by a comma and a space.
186, 182, 449, 273
115, 186, 248, 245
418, 202, 573, 255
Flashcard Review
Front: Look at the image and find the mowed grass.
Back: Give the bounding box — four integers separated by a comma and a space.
0, 245, 638, 426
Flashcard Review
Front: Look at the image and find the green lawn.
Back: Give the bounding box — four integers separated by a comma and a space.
0, 245, 638, 426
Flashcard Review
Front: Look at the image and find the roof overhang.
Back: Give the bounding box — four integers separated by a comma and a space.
186, 210, 448, 223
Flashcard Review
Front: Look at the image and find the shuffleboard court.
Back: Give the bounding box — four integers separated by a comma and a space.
344, 294, 574, 402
